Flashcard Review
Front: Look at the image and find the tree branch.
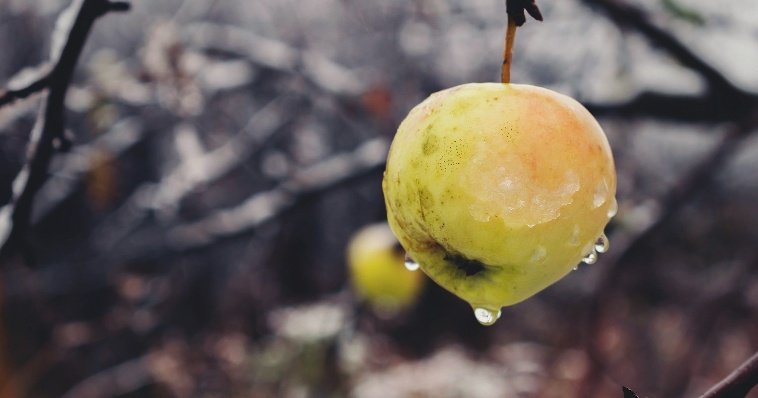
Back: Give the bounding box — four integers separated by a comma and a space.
0, 0, 129, 262
0, 74, 50, 109
585, 91, 758, 123
581, 0, 746, 97
698, 351, 758, 398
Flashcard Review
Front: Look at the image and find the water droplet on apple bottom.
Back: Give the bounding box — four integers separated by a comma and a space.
594, 233, 609, 253
473, 307, 501, 326
582, 248, 598, 265
607, 197, 618, 218
404, 254, 420, 271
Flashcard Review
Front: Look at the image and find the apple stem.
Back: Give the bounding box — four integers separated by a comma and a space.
501, 16, 517, 84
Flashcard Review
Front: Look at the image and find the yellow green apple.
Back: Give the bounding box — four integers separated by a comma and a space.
382, 83, 616, 324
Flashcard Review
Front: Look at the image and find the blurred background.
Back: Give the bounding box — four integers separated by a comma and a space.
1, 0, 757, 397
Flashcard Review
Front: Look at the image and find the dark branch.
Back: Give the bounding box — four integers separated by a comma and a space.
105, 1, 130, 13
698, 351, 758, 398
0, 74, 50, 108
585, 91, 758, 123
0, 0, 129, 263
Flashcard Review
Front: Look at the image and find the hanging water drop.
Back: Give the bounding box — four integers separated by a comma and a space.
607, 198, 618, 218
594, 233, 609, 253
404, 254, 420, 271
473, 307, 501, 326
582, 249, 598, 265
573, 265, 579, 271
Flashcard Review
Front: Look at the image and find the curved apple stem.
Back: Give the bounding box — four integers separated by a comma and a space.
501, 16, 517, 84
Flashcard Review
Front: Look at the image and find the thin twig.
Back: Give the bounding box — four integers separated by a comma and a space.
501, 0, 542, 83
698, 351, 758, 398
501, 17, 517, 84
0, 0, 129, 263
0, 75, 50, 109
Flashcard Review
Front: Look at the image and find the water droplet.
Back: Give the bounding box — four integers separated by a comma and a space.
473, 307, 501, 326
530, 246, 547, 264
582, 249, 598, 265
594, 233, 609, 253
607, 198, 618, 218
404, 254, 419, 271
568, 225, 581, 246
573, 266, 579, 271
593, 179, 609, 208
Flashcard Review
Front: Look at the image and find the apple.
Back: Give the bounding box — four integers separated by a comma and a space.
382, 83, 616, 325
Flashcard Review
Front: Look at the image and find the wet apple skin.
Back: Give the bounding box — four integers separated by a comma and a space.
383, 83, 616, 309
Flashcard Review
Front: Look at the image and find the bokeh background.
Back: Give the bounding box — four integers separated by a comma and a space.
1, 0, 757, 397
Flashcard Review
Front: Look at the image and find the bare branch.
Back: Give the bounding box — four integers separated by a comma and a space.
698, 351, 758, 398
0, 0, 129, 262
585, 91, 758, 123
0, 74, 50, 109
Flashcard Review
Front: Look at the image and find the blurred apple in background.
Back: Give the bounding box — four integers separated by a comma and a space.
347, 223, 425, 316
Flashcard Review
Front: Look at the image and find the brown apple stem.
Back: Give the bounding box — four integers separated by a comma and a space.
501, 16, 518, 84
